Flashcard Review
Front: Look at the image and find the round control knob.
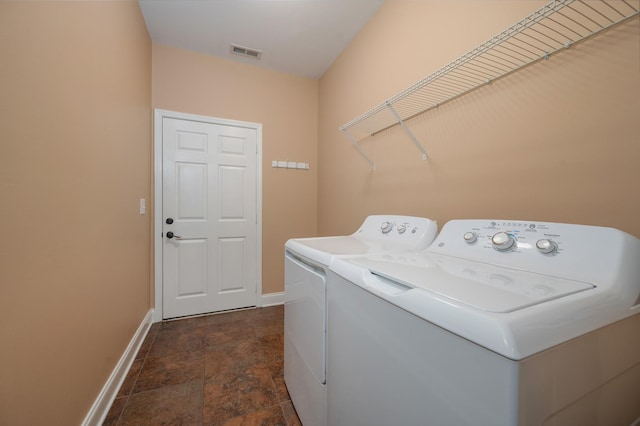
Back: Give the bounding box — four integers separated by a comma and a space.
491, 232, 516, 251
397, 224, 407, 234
536, 239, 558, 254
381, 221, 393, 234
463, 232, 477, 244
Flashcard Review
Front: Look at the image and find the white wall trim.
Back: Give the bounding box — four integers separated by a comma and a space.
261, 292, 284, 307
82, 309, 154, 426
153, 109, 263, 322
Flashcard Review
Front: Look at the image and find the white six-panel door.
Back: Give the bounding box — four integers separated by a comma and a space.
161, 116, 258, 319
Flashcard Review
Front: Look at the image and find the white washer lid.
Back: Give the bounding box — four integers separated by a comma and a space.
332, 255, 602, 359
350, 253, 594, 313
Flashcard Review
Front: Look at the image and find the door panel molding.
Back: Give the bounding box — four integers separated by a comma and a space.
153, 109, 262, 322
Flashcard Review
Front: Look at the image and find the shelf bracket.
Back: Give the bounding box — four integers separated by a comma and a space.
342, 128, 376, 170
386, 102, 428, 160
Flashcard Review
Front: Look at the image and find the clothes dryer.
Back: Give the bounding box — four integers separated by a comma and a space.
284, 215, 438, 426
328, 219, 640, 425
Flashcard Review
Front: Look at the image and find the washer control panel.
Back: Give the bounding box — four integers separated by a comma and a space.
428, 219, 638, 285
455, 220, 566, 255
464, 227, 560, 255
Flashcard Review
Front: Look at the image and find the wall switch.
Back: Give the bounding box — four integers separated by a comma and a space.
272, 160, 278, 167
139, 198, 146, 215
296, 162, 306, 169
287, 161, 297, 169
277, 161, 287, 168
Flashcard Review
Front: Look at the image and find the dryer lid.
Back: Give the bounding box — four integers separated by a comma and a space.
288, 236, 384, 255
286, 236, 385, 266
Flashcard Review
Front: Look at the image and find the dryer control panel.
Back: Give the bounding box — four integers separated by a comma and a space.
428, 219, 640, 288
354, 215, 438, 251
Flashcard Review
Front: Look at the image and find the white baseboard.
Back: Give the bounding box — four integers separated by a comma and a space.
82, 309, 154, 426
261, 291, 284, 307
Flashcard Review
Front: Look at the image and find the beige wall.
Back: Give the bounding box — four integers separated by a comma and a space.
318, 1, 640, 238
0, 2, 151, 424
152, 44, 318, 294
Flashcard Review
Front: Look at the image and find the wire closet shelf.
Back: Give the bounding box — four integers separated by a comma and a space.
340, 0, 640, 169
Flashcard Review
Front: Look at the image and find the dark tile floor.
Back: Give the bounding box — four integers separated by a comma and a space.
104, 305, 302, 426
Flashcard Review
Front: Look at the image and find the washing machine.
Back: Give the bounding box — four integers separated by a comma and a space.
284, 215, 438, 426
327, 219, 640, 426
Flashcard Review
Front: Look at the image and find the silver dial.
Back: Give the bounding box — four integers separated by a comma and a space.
463, 232, 477, 243
536, 239, 558, 254
492, 232, 516, 251
397, 223, 407, 234
381, 221, 393, 234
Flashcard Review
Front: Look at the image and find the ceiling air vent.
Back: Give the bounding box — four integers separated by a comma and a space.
230, 44, 262, 60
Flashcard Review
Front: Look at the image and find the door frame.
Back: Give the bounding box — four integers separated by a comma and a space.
152, 108, 263, 322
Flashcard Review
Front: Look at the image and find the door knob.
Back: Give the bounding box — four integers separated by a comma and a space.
166, 231, 184, 240
166, 218, 174, 224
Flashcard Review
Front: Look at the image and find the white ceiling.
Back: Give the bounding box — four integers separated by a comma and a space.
138, 0, 385, 79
